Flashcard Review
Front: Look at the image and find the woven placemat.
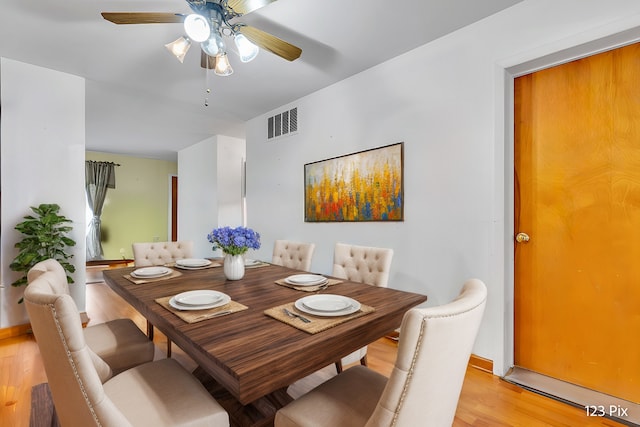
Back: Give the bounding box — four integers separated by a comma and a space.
264, 302, 374, 334
124, 269, 182, 285
156, 295, 248, 324
275, 278, 343, 292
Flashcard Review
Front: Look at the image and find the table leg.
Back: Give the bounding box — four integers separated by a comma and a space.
193, 367, 293, 427
146, 320, 154, 340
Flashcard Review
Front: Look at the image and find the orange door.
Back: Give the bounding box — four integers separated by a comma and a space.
514, 42, 640, 403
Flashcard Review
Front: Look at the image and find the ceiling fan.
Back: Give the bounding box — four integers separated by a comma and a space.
101, 0, 302, 76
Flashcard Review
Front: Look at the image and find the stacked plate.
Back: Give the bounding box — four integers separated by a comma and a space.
295, 294, 360, 317
130, 266, 172, 279
169, 290, 230, 311
284, 274, 328, 287
175, 258, 212, 269
244, 259, 262, 267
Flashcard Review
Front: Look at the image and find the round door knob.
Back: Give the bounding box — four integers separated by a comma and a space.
515, 232, 530, 243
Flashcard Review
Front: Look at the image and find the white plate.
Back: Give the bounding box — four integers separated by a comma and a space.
285, 278, 328, 287
176, 258, 211, 268
295, 295, 361, 317
285, 274, 327, 286
175, 264, 211, 270
174, 290, 223, 306
287, 274, 325, 283
303, 295, 352, 312
244, 259, 262, 266
131, 266, 172, 278
169, 291, 230, 311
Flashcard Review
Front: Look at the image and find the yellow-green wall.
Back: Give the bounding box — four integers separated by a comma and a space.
85, 152, 177, 259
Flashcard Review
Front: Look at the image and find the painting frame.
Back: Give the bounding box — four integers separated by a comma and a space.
304, 142, 404, 222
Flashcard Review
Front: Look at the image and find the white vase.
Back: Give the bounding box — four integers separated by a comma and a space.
223, 253, 245, 280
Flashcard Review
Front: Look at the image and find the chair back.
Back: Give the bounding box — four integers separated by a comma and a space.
332, 243, 393, 287
132, 241, 193, 267
26, 258, 69, 294
24, 272, 132, 427
366, 279, 487, 427
272, 240, 316, 271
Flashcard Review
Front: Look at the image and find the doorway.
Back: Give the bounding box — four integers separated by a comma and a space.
508, 41, 640, 419
170, 175, 178, 241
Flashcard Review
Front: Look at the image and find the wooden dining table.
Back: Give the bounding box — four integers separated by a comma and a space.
102, 261, 427, 426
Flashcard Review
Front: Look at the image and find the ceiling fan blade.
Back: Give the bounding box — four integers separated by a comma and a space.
101, 12, 185, 25
226, 0, 278, 16
201, 51, 216, 69
237, 25, 301, 61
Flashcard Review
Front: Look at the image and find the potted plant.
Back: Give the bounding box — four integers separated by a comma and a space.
10, 204, 76, 293
207, 226, 260, 280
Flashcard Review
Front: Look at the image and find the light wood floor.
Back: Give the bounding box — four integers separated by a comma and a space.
0, 281, 627, 427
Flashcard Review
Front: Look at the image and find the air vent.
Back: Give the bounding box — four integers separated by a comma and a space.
267, 107, 298, 140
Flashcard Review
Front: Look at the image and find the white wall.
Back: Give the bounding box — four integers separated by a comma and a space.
216, 135, 246, 227
1, 58, 86, 327
178, 135, 245, 258
178, 138, 218, 257
246, 0, 640, 374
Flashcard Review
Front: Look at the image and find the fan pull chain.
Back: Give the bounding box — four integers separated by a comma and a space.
204, 69, 212, 107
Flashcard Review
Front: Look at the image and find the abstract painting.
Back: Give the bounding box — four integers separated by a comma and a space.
304, 142, 404, 222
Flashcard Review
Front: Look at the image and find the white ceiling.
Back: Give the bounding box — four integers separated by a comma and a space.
0, 0, 522, 160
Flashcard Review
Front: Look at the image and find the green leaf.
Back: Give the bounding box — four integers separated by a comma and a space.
11, 276, 28, 287
61, 236, 77, 247
9, 203, 76, 294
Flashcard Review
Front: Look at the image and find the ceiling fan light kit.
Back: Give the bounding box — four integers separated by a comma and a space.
213, 52, 233, 76
183, 13, 211, 42
201, 31, 225, 57
234, 32, 259, 62
102, 0, 302, 74
165, 36, 192, 63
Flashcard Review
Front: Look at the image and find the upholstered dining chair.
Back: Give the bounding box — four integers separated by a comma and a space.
332, 242, 394, 372
275, 278, 487, 427
272, 240, 316, 271
24, 268, 229, 427
132, 240, 194, 267
27, 259, 154, 375
132, 240, 194, 356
